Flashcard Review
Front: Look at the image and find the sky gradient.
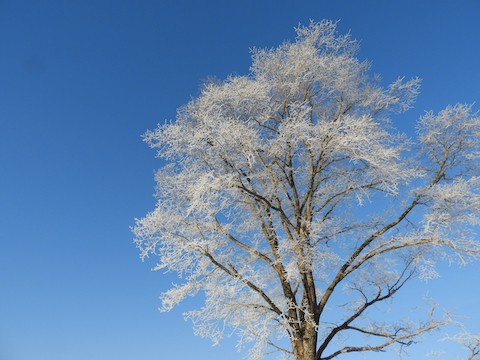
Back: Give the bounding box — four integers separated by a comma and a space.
1, 1, 479, 359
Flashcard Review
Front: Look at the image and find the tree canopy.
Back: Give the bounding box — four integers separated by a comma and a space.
134, 21, 480, 360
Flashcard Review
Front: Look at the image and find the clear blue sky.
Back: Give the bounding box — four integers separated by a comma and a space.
1, 1, 479, 359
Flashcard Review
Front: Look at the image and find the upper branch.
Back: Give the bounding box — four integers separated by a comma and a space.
318, 155, 449, 314
214, 216, 274, 265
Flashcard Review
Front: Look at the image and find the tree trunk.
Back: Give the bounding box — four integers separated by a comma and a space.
292, 323, 318, 360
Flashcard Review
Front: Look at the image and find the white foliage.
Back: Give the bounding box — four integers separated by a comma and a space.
134, 20, 480, 360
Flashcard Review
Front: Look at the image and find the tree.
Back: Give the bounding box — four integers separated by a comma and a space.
134, 21, 480, 360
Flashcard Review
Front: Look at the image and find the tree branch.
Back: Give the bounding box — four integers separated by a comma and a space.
202, 251, 283, 316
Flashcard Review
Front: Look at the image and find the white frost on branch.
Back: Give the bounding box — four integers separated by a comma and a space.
134, 20, 480, 360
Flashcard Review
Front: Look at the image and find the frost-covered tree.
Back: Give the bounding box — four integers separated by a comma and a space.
134, 21, 480, 360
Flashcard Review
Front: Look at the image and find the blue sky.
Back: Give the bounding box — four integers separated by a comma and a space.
1, 1, 479, 359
